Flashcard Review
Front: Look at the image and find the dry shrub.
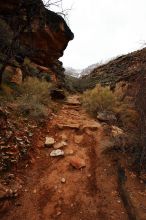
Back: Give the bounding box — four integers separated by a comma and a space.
0, 19, 13, 52
114, 104, 139, 130
81, 84, 139, 134
1, 84, 14, 96
16, 77, 52, 119
81, 84, 117, 117
17, 95, 48, 118
19, 77, 51, 104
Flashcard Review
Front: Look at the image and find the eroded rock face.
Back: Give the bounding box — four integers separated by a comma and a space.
20, 8, 74, 66
0, 0, 74, 82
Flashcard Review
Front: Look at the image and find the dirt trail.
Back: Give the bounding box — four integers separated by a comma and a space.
0, 95, 141, 220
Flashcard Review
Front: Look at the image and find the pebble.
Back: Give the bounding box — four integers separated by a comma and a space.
33, 189, 37, 194
64, 149, 74, 156
60, 133, 68, 141
61, 178, 66, 183
87, 174, 91, 178
56, 211, 62, 216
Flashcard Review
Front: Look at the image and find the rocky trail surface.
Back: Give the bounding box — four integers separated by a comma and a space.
1, 96, 146, 220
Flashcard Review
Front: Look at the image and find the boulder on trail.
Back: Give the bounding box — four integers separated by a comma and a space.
54, 141, 67, 149
97, 111, 117, 124
45, 137, 55, 147
74, 135, 84, 144
50, 149, 64, 157
50, 89, 66, 100
70, 157, 86, 169
64, 149, 74, 156
81, 121, 101, 131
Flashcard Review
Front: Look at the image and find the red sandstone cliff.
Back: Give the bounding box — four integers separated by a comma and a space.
0, 0, 74, 83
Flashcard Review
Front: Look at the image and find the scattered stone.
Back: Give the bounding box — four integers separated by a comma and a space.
33, 189, 37, 194
5, 173, 15, 180
87, 174, 91, 178
111, 126, 124, 137
70, 157, 86, 169
74, 135, 84, 144
56, 211, 62, 216
14, 193, 18, 197
82, 121, 101, 131
61, 178, 66, 183
65, 96, 81, 106
45, 137, 55, 147
15, 202, 22, 207
19, 184, 23, 190
0, 184, 20, 200
97, 111, 117, 123
50, 149, 64, 157
64, 149, 74, 156
57, 123, 80, 130
5, 66, 23, 85
50, 89, 66, 100
54, 141, 67, 149
0, 188, 7, 200
85, 128, 95, 135
28, 132, 33, 137
60, 133, 68, 141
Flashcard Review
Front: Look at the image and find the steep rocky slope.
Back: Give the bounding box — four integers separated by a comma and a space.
79, 48, 146, 172
80, 48, 146, 89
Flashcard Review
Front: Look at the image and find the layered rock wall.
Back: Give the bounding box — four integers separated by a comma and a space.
0, 0, 74, 83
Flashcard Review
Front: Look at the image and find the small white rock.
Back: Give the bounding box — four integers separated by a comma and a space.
45, 137, 55, 147
50, 149, 64, 157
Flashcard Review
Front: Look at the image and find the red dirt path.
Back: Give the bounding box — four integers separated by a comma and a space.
1, 96, 146, 220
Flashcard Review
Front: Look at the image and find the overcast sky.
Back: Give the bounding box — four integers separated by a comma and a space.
47, 0, 146, 69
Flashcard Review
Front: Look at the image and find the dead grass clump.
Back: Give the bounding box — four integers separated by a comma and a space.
16, 77, 52, 119
114, 103, 139, 130
81, 84, 139, 134
81, 84, 117, 117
